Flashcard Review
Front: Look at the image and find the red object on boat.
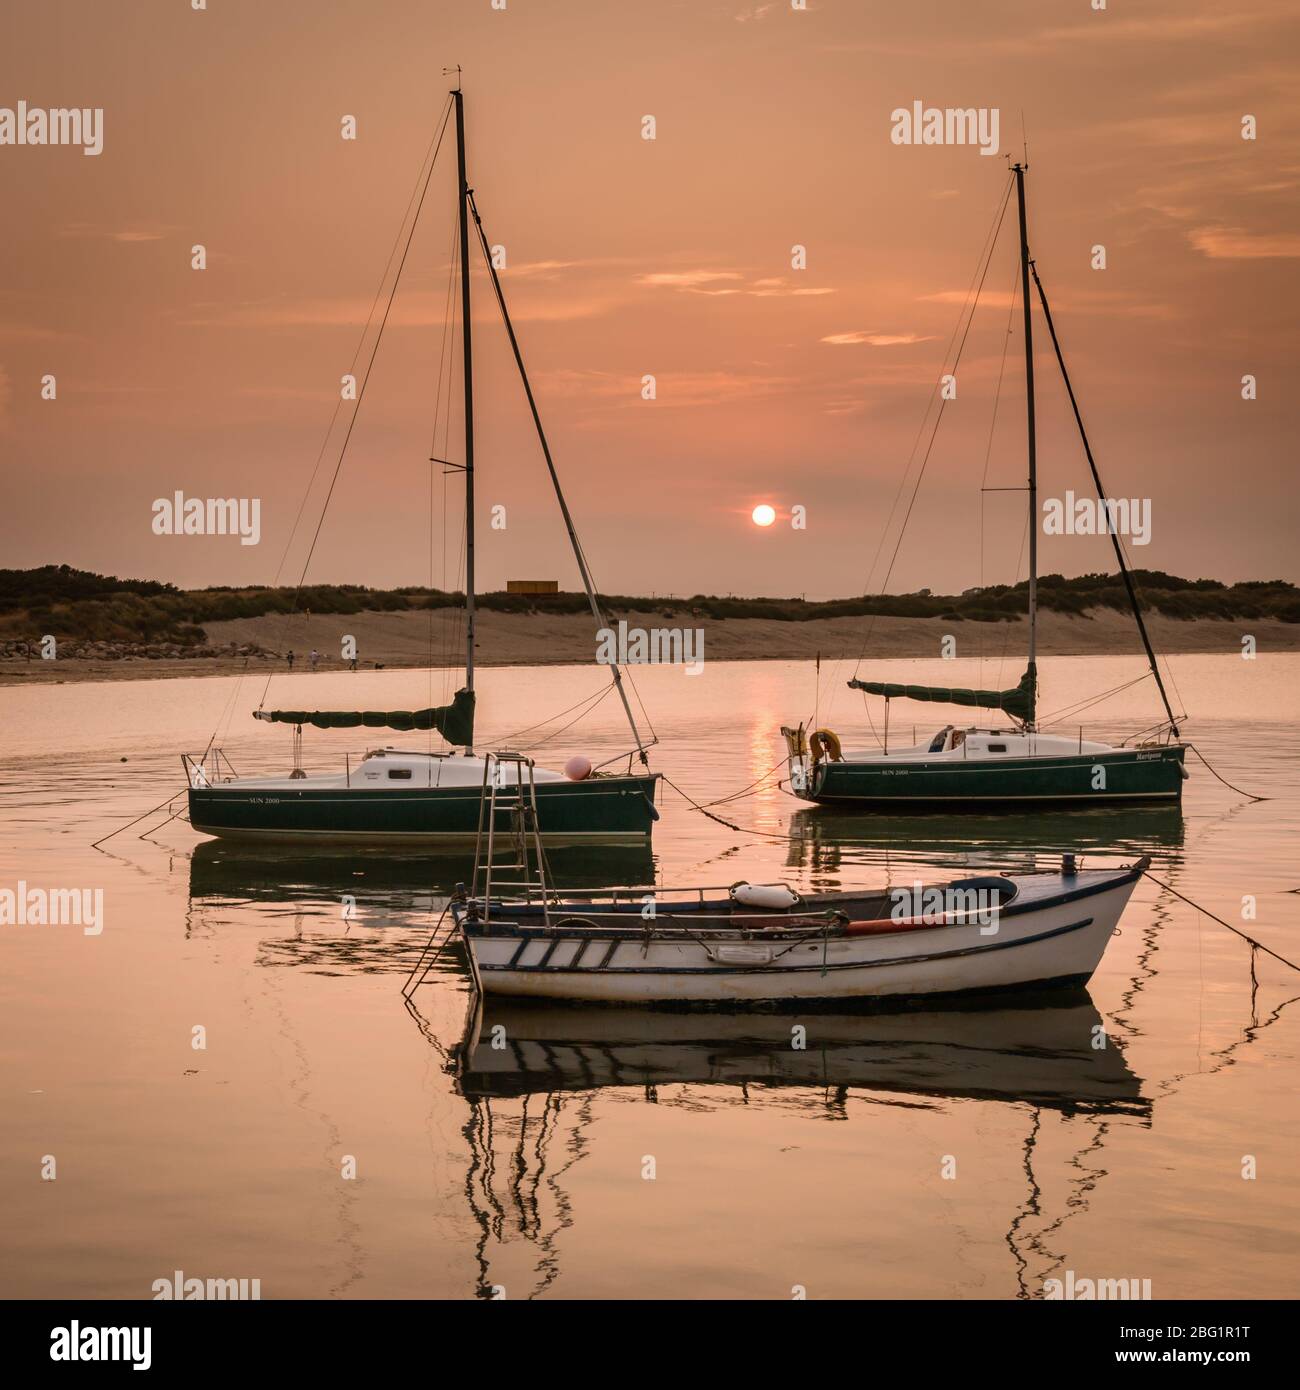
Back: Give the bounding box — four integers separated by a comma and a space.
843, 914, 952, 937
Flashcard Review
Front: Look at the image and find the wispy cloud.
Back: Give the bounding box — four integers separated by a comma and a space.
180, 285, 618, 329
1189, 225, 1300, 258
821, 331, 936, 346
922, 290, 1016, 308
0, 322, 83, 344
535, 366, 796, 409
638, 269, 835, 298
636, 270, 744, 289
746, 277, 835, 297
56, 223, 171, 243
502, 259, 591, 279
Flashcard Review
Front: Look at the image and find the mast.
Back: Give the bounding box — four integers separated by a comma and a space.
1013, 163, 1038, 728
453, 86, 476, 720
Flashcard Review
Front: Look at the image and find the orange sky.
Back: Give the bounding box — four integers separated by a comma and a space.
2, 0, 1297, 598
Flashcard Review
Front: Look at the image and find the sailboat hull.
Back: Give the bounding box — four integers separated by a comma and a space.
802, 745, 1185, 811
188, 773, 661, 846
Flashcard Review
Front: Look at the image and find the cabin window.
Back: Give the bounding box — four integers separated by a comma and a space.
988, 743, 1007, 753
387, 768, 413, 780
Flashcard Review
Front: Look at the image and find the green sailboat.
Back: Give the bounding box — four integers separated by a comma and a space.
783, 164, 1187, 811
187, 85, 660, 845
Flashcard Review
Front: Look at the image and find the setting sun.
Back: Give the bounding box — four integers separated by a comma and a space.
751, 504, 776, 527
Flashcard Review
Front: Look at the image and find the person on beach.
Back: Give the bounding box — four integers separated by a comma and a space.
286, 649, 295, 670
309, 648, 320, 671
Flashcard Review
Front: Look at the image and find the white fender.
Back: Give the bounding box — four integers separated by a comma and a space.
731, 882, 799, 911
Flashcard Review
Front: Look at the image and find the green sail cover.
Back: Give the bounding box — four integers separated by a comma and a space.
848, 665, 1036, 724
254, 687, 475, 745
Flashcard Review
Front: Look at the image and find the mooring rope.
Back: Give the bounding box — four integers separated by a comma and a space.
661, 775, 792, 843
1184, 744, 1269, 802
90, 790, 185, 850
1142, 869, 1299, 974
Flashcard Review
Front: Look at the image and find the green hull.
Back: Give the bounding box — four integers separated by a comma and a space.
805, 747, 1184, 810
189, 773, 661, 845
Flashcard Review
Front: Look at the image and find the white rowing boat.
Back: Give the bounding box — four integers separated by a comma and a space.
449, 855, 1149, 1007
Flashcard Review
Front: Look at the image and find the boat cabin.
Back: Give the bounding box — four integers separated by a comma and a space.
354, 748, 565, 788
840, 726, 1116, 764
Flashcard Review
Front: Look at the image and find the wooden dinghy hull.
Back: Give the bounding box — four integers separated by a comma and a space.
456, 861, 1147, 1007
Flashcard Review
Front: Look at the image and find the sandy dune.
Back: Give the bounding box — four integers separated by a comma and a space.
1, 605, 1292, 685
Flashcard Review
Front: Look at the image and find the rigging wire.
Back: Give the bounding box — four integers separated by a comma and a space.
509, 687, 617, 756
852, 173, 1015, 674
865, 182, 1015, 652
466, 190, 658, 761
254, 96, 456, 713
1036, 671, 1152, 726
811, 177, 1018, 750
818, 175, 1015, 748
480, 682, 616, 752
1028, 259, 1184, 735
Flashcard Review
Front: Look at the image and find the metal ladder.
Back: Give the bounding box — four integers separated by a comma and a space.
402, 751, 553, 999
472, 751, 552, 927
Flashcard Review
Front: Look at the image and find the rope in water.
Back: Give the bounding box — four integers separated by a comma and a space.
90, 790, 185, 850
1143, 869, 1300, 974
660, 775, 792, 843
1184, 744, 1269, 802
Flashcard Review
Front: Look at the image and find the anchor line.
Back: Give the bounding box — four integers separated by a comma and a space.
90, 789, 185, 850
1141, 870, 1300, 974
1183, 744, 1269, 802
660, 775, 792, 843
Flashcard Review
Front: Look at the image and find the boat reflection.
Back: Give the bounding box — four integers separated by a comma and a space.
434, 993, 1148, 1298
187, 838, 656, 908
453, 994, 1148, 1115
786, 804, 1184, 877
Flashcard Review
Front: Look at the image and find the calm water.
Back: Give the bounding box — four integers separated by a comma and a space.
2, 654, 1297, 1299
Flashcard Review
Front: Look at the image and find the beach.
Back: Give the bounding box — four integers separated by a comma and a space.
1, 605, 1293, 685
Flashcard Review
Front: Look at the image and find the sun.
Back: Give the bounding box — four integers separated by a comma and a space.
751, 504, 777, 527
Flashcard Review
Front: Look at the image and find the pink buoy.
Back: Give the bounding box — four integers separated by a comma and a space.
564, 755, 593, 781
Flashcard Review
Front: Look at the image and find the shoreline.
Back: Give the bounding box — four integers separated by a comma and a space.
1, 607, 1293, 686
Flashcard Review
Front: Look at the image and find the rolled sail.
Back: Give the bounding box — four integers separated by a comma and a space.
848, 665, 1036, 724
253, 687, 475, 745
